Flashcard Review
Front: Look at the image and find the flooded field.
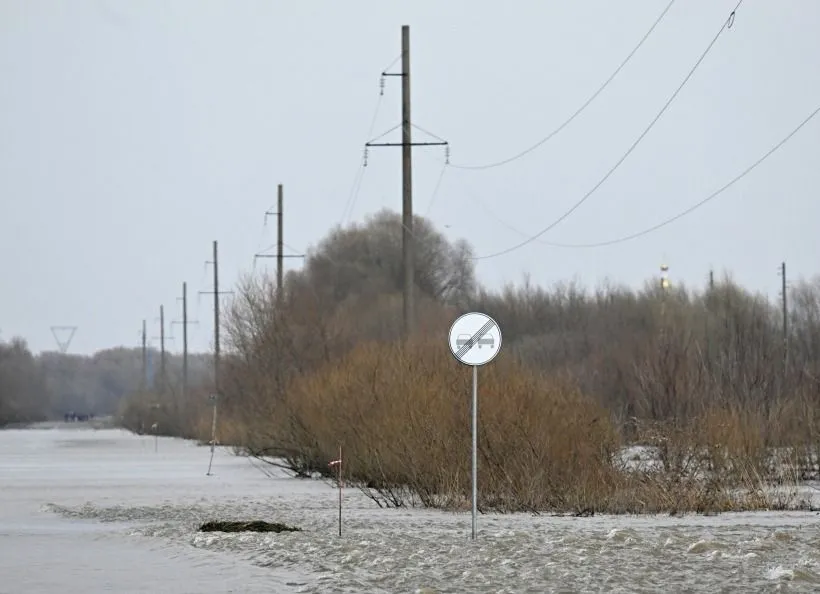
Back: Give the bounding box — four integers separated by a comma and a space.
1, 426, 819, 593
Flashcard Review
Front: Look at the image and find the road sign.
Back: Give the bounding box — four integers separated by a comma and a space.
448, 312, 502, 367
446, 311, 503, 542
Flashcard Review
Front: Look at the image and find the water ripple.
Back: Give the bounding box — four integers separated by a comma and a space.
47, 497, 820, 593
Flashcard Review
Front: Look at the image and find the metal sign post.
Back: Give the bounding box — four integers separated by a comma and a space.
447, 312, 502, 541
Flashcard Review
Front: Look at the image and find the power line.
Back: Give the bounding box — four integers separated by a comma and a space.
447, 0, 678, 171
464, 102, 819, 253
422, 161, 449, 217
340, 61, 399, 225
470, 0, 744, 261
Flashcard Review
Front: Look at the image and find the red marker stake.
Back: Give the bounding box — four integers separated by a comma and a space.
329, 444, 343, 537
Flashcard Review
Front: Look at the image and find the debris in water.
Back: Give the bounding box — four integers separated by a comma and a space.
198, 520, 301, 533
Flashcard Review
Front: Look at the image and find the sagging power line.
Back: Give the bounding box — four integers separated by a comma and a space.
461, 103, 819, 252
465, 1, 749, 260
447, 0, 678, 171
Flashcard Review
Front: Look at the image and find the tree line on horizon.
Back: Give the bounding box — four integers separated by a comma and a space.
0, 342, 212, 427
117, 209, 820, 514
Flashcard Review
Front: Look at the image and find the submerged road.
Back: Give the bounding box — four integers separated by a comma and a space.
0, 425, 301, 593
2, 424, 819, 593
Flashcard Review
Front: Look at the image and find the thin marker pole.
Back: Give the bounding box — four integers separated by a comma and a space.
471, 364, 478, 540
338, 444, 343, 537
207, 399, 218, 475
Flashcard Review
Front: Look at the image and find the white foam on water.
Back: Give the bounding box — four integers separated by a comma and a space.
2, 427, 819, 593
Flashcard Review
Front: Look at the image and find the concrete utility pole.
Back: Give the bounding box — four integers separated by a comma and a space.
212, 242, 220, 401
256, 184, 304, 296
365, 25, 449, 340
400, 25, 414, 339
781, 261, 788, 371
160, 305, 166, 391
141, 319, 147, 391
172, 282, 198, 403
151, 306, 173, 394
659, 263, 670, 343
182, 283, 188, 399
277, 183, 284, 296
200, 240, 234, 476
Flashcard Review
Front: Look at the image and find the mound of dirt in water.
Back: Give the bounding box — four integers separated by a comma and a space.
198, 520, 301, 533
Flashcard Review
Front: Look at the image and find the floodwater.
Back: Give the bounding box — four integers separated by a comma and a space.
1, 427, 819, 593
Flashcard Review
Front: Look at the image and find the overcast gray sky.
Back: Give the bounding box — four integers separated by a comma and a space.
2, 0, 819, 355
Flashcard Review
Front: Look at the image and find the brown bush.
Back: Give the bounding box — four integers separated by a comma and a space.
119, 215, 820, 513
279, 339, 621, 513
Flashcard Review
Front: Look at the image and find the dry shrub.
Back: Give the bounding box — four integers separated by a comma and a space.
118, 385, 224, 445
283, 339, 620, 513
770, 396, 820, 480
619, 405, 816, 513
697, 406, 769, 480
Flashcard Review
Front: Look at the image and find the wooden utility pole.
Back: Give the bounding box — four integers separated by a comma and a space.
365, 25, 448, 339
709, 269, 715, 291
277, 183, 284, 296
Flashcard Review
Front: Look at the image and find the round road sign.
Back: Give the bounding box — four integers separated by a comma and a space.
447, 312, 502, 367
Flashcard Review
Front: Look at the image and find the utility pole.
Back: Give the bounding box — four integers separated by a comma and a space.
182, 283, 188, 400
365, 25, 449, 339
659, 263, 670, 343
160, 305, 166, 392
172, 282, 199, 403
212, 243, 220, 401
200, 240, 234, 475
399, 25, 414, 339
709, 269, 715, 291
141, 319, 147, 391
151, 306, 173, 394
781, 261, 788, 372
257, 185, 305, 295
277, 183, 284, 296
